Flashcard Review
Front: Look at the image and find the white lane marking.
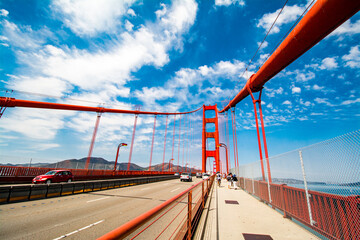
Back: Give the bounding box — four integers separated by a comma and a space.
170, 187, 181, 193
86, 197, 110, 203
53, 220, 104, 240
140, 187, 151, 191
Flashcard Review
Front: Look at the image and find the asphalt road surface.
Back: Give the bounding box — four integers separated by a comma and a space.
0, 178, 203, 240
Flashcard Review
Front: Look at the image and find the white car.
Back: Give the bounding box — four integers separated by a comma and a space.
202, 173, 210, 180
180, 173, 192, 182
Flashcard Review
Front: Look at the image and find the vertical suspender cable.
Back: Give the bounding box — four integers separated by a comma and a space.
85, 112, 102, 169
171, 115, 176, 165
162, 116, 169, 172
149, 115, 157, 171
225, 112, 231, 171
232, 109, 240, 172
182, 114, 186, 172
177, 115, 182, 172
127, 114, 138, 171
231, 109, 237, 170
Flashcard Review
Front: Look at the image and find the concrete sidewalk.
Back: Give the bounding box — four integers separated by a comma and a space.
200, 179, 320, 240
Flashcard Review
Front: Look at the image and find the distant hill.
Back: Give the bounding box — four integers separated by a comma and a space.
0, 157, 195, 172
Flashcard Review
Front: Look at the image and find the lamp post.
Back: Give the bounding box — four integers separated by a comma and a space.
218, 143, 229, 174
114, 143, 128, 171
185, 163, 189, 172
169, 158, 174, 172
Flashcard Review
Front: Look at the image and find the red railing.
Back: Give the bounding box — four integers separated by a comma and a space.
0, 166, 174, 182
239, 177, 360, 240
99, 175, 215, 239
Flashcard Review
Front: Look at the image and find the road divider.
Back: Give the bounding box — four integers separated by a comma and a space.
0, 175, 177, 204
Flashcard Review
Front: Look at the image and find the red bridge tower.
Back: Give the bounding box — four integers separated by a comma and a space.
202, 105, 220, 173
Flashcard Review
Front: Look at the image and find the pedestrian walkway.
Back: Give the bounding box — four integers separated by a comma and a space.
198, 179, 320, 240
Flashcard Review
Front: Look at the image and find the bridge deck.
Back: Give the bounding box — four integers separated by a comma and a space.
201, 180, 320, 240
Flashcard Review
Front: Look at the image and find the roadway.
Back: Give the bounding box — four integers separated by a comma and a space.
0, 177, 203, 240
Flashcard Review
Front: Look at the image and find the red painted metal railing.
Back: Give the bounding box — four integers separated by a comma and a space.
0, 166, 174, 183
98, 175, 215, 240
240, 177, 360, 240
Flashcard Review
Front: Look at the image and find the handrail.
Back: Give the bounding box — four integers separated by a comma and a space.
98, 176, 214, 240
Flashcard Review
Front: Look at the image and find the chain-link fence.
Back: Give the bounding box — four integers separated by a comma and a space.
235, 130, 360, 240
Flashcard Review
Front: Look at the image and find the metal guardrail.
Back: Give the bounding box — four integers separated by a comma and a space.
98, 175, 215, 240
0, 175, 177, 204
0, 165, 174, 183
240, 177, 360, 240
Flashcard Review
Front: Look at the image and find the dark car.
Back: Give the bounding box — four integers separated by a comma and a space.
32, 170, 74, 184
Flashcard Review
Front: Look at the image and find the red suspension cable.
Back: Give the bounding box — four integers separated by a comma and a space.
177, 115, 181, 172
232, 109, 239, 171
162, 116, 168, 172
149, 115, 157, 171
85, 112, 102, 169
171, 115, 176, 162
127, 114, 138, 171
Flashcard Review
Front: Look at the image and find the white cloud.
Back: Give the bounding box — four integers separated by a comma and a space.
320, 57, 338, 70
314, 97, 334, 106
292, 87, 301, 94
264, 87, 283, 97
282, 100, 291, 105
36, 143, 60, 151
215, 0, 245, 7
0, 9, 9, 17
310, 113, 324, 116
257, 5, 304, 34
134, 59, 245, 110
0, 108, 73, 140
329, 19, 360, 39
127, 8, 136, 17
341, 98, 360, 105
125, 20, 134, 32
1, 20, 53, 49
51, 0, 136, 36
312, 84, 324, 91
342, 45, 360, 68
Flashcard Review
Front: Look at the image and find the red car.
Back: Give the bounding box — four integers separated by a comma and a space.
32, 170, 74, 184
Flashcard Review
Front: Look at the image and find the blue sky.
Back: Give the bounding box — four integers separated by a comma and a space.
0, 0, 359, 170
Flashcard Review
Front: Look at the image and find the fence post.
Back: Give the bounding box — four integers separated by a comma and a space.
267, 175, 272, 204
299, 150, 315, 226
188, 190, 192, 240
202, 181, 204, 208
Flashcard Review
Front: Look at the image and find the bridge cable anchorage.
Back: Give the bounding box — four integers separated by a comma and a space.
127, 110, 139, 171
226, 0, 289, 103
246, 85, 272, 182
149, 115, 157, 171
85, 111, 103, 169
162, 115, 169, 172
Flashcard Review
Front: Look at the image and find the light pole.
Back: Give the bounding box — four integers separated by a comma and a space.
218, 143, 229, 174
114, 143, 128, 171
185, 163, 189, 172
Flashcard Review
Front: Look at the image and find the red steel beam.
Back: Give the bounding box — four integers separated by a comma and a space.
0, 97, 202, 115
220, 0, 360, 113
